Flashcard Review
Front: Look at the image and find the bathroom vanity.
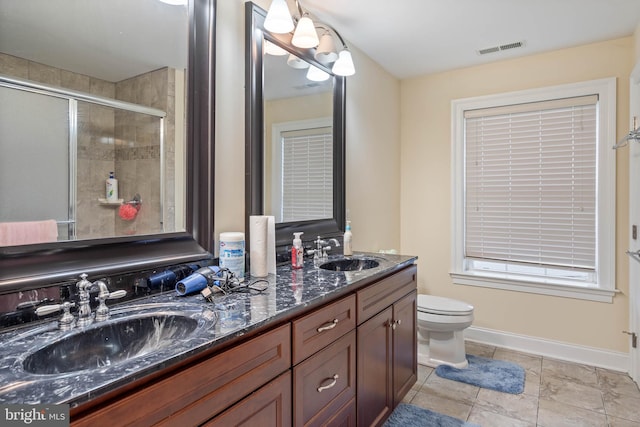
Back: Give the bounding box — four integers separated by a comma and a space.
0, 253, 416, 427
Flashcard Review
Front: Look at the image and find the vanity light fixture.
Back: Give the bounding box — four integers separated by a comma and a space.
315, 31, 338, 63
287, 54, 310, 69
332, 48, 355, 76
264, 40, 288, 56
306, 64, 330, 82
292, 13, 319, 48
264, 0, 295, 33
264, 0, 356, 76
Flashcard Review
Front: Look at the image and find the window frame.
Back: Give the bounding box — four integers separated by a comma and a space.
450, 78, 617, 303
270, 117, 333, 223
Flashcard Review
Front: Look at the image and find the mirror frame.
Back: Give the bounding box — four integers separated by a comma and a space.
245, 2, 346, 249
0, 0, 216, 291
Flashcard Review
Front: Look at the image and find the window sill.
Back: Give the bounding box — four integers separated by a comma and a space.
450, 271, 617, 303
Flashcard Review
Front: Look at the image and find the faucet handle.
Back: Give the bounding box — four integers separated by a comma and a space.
108, 290, 127, 300
95, 289, 127, 322
35, 301, 76, 330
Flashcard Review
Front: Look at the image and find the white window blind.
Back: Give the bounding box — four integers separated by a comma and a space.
281, 126, 333, 222
464, 95, 598, 274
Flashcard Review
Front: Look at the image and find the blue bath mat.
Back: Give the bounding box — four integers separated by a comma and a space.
435, 354, 525, 394
383, 403, 480, 427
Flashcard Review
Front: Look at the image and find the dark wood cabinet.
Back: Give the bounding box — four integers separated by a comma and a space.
203, 371, 292, 427
70, 264, 416, 427
392, 291, 417, 405
72, 324, 291, 427
356, 306, 393, 427
293, 330, 356, 427
356, 266, 417, 427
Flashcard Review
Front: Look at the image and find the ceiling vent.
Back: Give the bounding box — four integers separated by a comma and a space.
477, 40, 526, 56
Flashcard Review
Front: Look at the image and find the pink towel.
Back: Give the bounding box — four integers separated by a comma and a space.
0, 220, 59, 246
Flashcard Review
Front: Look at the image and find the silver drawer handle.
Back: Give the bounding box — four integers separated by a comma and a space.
317, 374, 339, 392
317, 318, 339, 333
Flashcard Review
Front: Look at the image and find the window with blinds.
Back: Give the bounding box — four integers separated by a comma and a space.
451, 79, 616, 301
281, 126, 333, 222
464, 96, 597, 282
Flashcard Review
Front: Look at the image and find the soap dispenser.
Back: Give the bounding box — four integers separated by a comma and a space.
292, 232, 304, 269
106, 171, 118, 202
343, 221, 353, 256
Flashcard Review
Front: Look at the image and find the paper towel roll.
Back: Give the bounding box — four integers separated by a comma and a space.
250, 216, 268, 277
266, 216, 276, 274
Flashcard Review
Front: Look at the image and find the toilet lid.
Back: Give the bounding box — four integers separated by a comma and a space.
417, 295, 474, 316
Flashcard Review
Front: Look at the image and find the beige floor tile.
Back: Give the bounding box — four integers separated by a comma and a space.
537, 398, 607, 427
474, 388, 538, 423
465, 340, 496, 358
597, 368, 640, 398
523, 370, 541, 396
608, 415, 640, 427
467, 406, 535, 427
494, 348, 542, 374
541, 357, 599, 387
540, 373, 605, 413
410, 389, 473, 421
416, 364, 433, 386
402, 388, 418, 403
603, 390, 640, 422
421, 371, 480, 405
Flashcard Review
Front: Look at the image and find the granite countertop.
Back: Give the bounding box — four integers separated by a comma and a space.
0, 252, 416, 407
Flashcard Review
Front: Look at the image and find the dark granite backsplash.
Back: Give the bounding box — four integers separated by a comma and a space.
0, 258, 214, 331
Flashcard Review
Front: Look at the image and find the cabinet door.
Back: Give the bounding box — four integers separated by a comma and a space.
356, 307, 393, 427
392, 290, 417, 405
203, 371, 292, 427
293, 330, 356, 427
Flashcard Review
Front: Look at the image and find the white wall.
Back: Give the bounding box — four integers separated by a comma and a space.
214, 0, 401, 254
400, 37, 633, 353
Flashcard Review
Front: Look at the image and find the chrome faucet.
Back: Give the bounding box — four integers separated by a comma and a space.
36, 273, 127, 329
309, 236, 341, 262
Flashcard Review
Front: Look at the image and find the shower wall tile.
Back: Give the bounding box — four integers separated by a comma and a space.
28, 62, 60, 86
0, 53, 29, 79
60, 70, 90, 93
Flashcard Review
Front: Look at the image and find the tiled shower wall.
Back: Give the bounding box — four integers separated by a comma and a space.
0, 53, 178, 239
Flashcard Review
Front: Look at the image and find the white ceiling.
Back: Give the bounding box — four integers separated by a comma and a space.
0, 0, 187, 83
301, 0, 640, 79
2, 1, 640, 83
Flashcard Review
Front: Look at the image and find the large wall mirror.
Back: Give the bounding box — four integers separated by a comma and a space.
246, 2, 345, 248
0, 0, 216, 290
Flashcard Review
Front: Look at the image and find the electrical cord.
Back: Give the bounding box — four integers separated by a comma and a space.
200, 268, 269, 302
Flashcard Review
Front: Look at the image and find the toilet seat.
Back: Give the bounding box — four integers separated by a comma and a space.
417, 295, 473, 316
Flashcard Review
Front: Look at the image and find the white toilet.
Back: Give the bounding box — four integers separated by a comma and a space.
417, 294, 474, 368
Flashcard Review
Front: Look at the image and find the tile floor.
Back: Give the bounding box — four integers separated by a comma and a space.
403, 341, 640, 427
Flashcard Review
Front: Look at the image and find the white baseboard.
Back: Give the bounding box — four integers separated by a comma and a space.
465, 326, 629, 373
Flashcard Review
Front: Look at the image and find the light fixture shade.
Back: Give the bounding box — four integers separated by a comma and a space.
264, 40, 288, 56
264, 0, 294, 34
306, 65, 330, 82
292, 15, 319, 49
332, 49, 355, 76
315, 32, 338, 63
287, 54, 309, 69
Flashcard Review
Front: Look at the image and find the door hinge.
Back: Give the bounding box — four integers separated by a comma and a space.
623, 331, 638, 348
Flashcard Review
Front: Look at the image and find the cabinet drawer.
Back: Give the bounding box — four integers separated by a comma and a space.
357, 265, 417, 325
203, 371, 292, 427
293, 330, 356, 427
72, 323, 291, 427
292, 294, 356, 365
